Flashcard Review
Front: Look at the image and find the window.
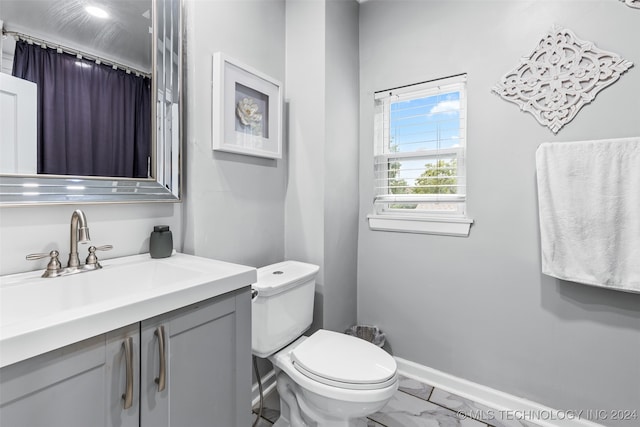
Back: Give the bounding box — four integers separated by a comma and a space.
368, 74, 473, 236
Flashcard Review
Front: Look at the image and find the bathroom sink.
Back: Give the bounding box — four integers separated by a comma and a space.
0, 253, 256, 367
2, 261, 198, 325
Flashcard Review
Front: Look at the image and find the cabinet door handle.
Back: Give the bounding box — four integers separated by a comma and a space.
154, 326, 166, 392
122, 337, 134, 409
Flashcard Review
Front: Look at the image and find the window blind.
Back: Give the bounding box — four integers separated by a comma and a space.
373, 74, 467, 216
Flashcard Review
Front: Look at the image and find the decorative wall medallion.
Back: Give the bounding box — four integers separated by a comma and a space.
492, 26, 633, 133
622, 0, 640, 9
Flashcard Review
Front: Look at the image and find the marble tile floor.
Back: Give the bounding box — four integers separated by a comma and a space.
252, 375, 543, 427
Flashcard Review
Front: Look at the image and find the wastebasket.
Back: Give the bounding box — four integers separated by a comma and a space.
344, 325, 386, 348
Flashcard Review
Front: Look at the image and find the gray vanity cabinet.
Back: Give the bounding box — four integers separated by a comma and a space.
0, 323, 140, 427
0, 288, 251, 427
140, 289, 252, 427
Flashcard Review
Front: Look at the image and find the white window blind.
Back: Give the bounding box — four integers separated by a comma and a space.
373, 74, 467, 218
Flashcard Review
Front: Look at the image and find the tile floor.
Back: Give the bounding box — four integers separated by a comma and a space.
252, 375, 542, 427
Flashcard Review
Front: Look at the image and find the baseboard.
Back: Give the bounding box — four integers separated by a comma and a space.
252, 368, 277, 408
395, 357, 604, 427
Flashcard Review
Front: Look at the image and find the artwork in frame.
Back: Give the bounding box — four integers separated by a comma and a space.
212, 52, 283, 159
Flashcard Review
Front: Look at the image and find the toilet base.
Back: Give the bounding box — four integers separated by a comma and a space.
273, 417, 363, 427
272, 368, 392, 427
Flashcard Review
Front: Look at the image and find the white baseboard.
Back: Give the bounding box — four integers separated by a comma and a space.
395, 357, 604, 427
252, 369, 278, 408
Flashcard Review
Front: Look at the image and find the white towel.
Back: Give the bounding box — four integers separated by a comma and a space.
535, 137, 640, 293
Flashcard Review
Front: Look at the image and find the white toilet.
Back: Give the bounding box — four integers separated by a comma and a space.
252, 261, 398, 427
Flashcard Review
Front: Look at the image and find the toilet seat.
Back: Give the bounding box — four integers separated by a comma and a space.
290, 330, 397, 390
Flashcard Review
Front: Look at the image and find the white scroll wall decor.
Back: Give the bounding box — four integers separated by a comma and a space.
621, 0, 640, 9
492, 26, 633, 134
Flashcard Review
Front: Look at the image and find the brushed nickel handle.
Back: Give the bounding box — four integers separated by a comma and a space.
122, 337, 134, 409
26, 252, 54, 260
26, 250, 64, 278
154, 326, 166, 392
84, 244, 114, 269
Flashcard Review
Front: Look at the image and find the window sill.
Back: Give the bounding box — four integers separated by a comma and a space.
367, 214, 473, 237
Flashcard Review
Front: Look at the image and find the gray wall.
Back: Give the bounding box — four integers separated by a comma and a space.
323, 0, 359, 332
285, 0, 360, 333
183, 0, 359, 332
182, 0, 287, 269
0, 204, 181, 276
284, 0, 327, 327
357, 1, 640, 424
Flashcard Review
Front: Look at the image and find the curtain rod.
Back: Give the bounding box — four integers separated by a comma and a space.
2, 29, 151, 79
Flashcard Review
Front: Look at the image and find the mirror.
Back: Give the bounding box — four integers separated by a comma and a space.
0, 0, 181, 205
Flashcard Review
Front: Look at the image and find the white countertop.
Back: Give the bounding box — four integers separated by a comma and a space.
0, 253, 256, 368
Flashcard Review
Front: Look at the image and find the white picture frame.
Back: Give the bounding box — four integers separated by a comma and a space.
212, 52, 283, 159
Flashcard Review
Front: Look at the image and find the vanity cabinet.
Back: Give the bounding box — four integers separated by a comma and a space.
0, 323, 140, 427
140, 289, 251, 427
0, 289, 251, 427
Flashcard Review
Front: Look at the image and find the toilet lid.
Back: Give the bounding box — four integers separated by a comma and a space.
291, 330, 397, 390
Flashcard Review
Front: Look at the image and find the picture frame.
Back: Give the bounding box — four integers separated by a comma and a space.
212, 52, 283, 159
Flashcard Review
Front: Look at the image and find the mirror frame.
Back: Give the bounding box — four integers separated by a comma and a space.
0, 0, 182, 206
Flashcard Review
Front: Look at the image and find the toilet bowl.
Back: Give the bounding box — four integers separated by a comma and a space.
269, 331, 397, 427
251, 261, 398, 427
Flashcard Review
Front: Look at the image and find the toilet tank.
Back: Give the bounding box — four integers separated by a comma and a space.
252, 261, 319, 358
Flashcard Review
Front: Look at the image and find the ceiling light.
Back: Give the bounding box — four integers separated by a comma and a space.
85, 5, 109, 19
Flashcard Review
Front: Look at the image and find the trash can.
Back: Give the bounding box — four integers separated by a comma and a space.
344, 325, 386, 348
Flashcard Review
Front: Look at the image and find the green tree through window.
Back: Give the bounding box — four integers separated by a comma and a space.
414, 159, 457, 195
388, 143, 408, 194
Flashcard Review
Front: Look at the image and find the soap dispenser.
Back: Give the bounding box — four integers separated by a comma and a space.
150, 225, 173, 258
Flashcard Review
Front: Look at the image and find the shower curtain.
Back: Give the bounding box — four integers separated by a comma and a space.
12, 40, 151, 178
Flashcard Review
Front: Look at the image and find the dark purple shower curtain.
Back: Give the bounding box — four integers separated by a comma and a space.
12, 40, 151, 178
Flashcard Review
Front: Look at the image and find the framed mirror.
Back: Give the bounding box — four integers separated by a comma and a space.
0, 0, 181, 205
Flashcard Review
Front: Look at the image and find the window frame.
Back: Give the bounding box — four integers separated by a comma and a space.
368, 74, 473, 236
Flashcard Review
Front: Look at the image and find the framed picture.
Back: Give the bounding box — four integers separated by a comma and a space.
212, 52, 283, 159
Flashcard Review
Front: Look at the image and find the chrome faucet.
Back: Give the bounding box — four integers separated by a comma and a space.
26, 209, 113, 278
67, 209, 91, 271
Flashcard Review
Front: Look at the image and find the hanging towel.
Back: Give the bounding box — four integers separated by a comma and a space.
535, 137, 640, 293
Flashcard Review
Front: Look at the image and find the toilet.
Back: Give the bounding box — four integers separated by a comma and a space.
252, 261, 398, 427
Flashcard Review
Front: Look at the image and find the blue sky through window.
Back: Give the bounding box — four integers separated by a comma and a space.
390, 91, 461, 153
388, 91, 461, 188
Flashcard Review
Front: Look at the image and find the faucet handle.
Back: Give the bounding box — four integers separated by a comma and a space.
26, 250, 64, 278
85, 245, 113, 270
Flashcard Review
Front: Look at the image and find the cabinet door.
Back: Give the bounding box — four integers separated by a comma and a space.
140, 289, 251, 427
0, 324, 139, 427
